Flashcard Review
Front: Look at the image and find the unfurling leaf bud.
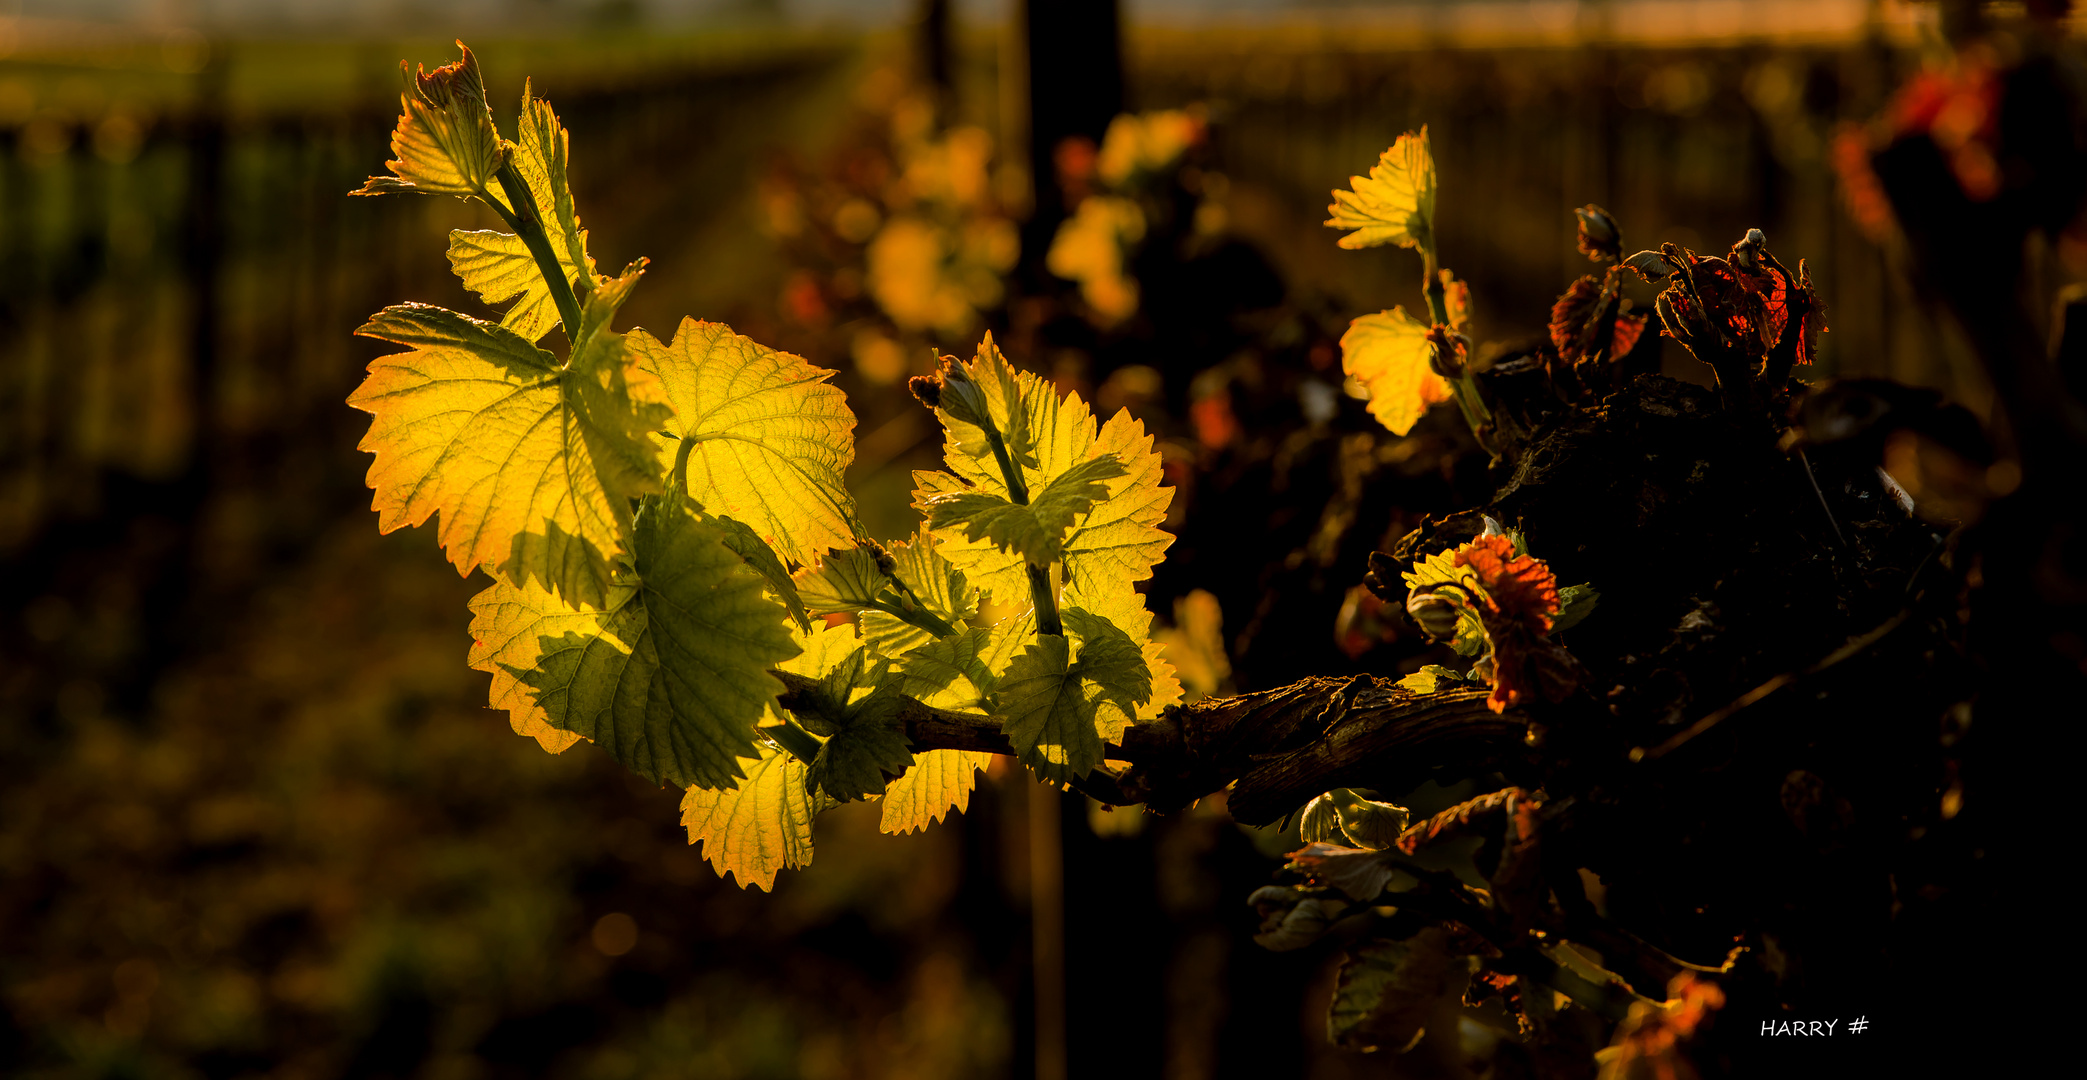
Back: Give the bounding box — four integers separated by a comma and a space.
1575, 204, 1621, 262
928, 356, 990, 428
864, 539, 898, 577
1730, 228, 1768, 271
1424, 326, 1465, 379
1406, 587, 1463, 641
907, 375, 941, 409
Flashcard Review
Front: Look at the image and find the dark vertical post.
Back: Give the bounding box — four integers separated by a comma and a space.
1019, 0, 1123, 269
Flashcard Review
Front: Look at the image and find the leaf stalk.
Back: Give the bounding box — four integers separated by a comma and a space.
976, 412, 1062, 636
488, 161, 587, 345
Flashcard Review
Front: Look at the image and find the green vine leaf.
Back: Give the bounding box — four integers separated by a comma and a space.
776, 627, 913, 803
1065, 579, 1183, 725
922, 454, 1127, 566
348, 300, 668, 606
892, 619, 1031, 714
993, 607, 1152, 782
680, 739, 832, 891
806, 683, 913, 803
1401, 547, 1490, 658
711, 514, 810, 633
633, 319, 856, 566
464, 498, 800, 790
1325, 126, 1436, 254
1553, 582, 1601, 635
354, 43, 508, 200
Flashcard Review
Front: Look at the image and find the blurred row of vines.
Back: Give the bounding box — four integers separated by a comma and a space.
0, 5, 2030, 1078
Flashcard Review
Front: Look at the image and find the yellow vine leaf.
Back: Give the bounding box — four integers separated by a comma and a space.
1065, 578, 1183, 728
354, 42, 507, 200
1325, 126, 1436, 253
464, 498, 801, 790
1341, 307, 1452, 437
680, 740, 831, 891
794, 547, 889, 616
632, 319, 857, 567
913, 339, 1174, 605
348, 288, 667, 606
511, 80, 594, 286
881, 749, 994, 835
780, 620, 868, 685
446, 81, 598, 344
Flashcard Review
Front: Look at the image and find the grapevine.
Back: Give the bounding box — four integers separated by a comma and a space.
345, 40, 2060, 1075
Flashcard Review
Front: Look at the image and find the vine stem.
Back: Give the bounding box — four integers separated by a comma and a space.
977, 418, 1062, 637
486, 161, 586, 346
1423, 247, 1497, 456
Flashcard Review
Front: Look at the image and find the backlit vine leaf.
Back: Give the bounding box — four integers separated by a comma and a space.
1325, 127, 1436, 253
1396, 664, 1470, 695
1455, 535, 1561, 635
922, 455, 1128, 566
893, 619, 1032, 715
795, 546, 890, 615
1342, 307, 1452, 438
512, 80, 594, 287
993, 607, 1152, 782
861, 526, 980, 657
348, 295, 668, 607
880, 749, 994, 835
1065, 579, 1182, 725
464, 498, 800, 790
633, 319, 856, 565
914, 341, 1173, 605
1329, 929, 1461, 1053
354, 43, 507, 200
680, 739, 831, 891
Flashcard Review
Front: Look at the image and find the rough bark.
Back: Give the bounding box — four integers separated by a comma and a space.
774, 670, 1525, 825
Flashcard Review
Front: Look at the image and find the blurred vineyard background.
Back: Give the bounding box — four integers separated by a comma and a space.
0, 2, 2049, 1078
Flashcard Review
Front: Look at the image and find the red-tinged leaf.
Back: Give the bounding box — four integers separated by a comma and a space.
1549, 275, 1602, 359
1612, 312, 1648, 358
1441, 270, 1473, 334
1453, 535, 1559, 634
1395, 787, 1526, 855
